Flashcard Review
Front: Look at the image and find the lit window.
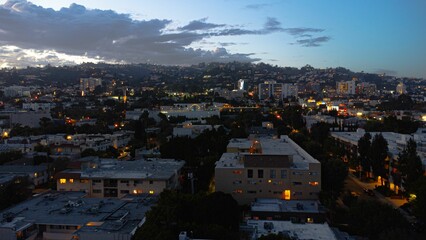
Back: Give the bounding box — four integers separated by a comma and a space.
59, 179, 66, 184
34, 172, 38, 177
69, 179, 74, 183
149, 190, 154, 194
283, 190, 291, 200
232, 170, 242, 174
309, 181, 319, 186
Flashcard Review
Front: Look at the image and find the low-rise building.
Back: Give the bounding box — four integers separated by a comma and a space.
250, 198, 327, 223
244, 220, 340, 240
0, 191, 156, 240
173, 122, 222, 138
215, 136, 321, 204
55, 158, 185, 198
0, 165, 48, 186
160, 103, 221, 121
0, 111, 51, 128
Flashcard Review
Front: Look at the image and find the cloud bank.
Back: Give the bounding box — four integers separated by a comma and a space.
0, 0, 330, 67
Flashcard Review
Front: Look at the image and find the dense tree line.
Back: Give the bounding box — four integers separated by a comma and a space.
0, 151, 23, 165
378, 94, 415, 111
287, 122, 348, 209
160, 127, 229, 192
357, 132, 389, 184
364, 116, 419, 134
133, 190, 240, 240
0, 176, 32, 211
396, 139, 424, 192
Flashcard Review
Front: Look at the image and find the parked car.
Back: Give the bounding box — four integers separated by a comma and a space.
363, 188, 375, 196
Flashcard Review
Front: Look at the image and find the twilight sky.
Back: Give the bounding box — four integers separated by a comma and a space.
0, 0, 425, 78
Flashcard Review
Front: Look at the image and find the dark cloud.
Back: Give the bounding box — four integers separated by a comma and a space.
214, 28, 259, 36
0, 0, 256, 66
213, 17, 283, 36
295, 36, 331, 47
284, 27, 324, 37
245, 3, 271, 10
263, 17, 283, 32
179, 18, 225, 31
0, 1, 331, 67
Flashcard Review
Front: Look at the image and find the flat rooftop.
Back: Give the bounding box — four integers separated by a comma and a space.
217, 136, 319, 170
0, 165, 47, 174
81, 159, 185, 180
0, 191, 157, 235
331, 130, 425, 163
0, 173, 25, 185
247, 220, 337, 240
251, 199, 326, 214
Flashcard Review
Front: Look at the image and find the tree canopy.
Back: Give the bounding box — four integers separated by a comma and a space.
398, 139, 424, 191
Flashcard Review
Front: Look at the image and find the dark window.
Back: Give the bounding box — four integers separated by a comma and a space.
247, 169, 253, 178
104, 188, 118, 197
258, 169, 264, 178
280, 170, 287, 179
103, 179, 117, 187
270, 169, 276, 179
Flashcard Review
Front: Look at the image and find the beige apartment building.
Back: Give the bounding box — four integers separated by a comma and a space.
215, 136, 321, 204
55, 158, 185, 198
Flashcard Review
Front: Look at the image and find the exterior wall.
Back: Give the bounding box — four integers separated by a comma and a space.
78, 232, 132, 240
57, 178, 167, 198
22, 103, 54, 111
0, 228, 16, 240
216, 164, 321, 205
44, 225, 80, 240
162, 110, 220, 120
57, 179, 90, 192
251, 210, 326, 223
31, 171, 49, 186
8, 111, 51, 128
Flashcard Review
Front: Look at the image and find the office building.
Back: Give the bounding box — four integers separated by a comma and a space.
80, 78, 102, 94
336, 80, 356, 95
258, 81, 284, 101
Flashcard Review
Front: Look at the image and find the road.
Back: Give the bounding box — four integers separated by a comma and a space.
344, 174, 416, 224
344, 174, 376, 201
345, 174, 407, 208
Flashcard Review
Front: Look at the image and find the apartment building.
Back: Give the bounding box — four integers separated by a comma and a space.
55, 158, 185, 198
215, 136, 321, 204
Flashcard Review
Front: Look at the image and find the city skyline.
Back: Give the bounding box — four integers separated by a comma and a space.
0, 0, 425, 79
